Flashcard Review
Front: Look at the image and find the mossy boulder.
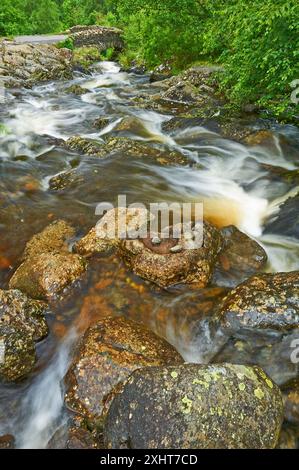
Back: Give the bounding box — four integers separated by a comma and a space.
64, 316, 183, 429
104, 363, 283, 449
0, 289, 48, 381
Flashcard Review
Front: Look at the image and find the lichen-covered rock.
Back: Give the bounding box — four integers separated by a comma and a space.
9, 251, 87, 300
212, 271, 299, 384
213, 225, 267, 287
64, 316, 183, 428
281, 378, 299, 424
104, 363, 283, 449
0, 41, 72, 88
0, 289, 48, 381
119, 221, 223, 288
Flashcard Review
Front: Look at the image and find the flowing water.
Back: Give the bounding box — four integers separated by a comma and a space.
0, 61, 298, 447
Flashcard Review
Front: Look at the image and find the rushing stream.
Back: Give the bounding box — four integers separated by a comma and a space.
0, 61, 298, 448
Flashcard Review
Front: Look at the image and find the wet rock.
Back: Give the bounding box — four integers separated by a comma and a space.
119, 221, 223, 288
76, 213, 223, 288
243, 130, 276, 147
22, 219, 75, 260
9, 251, 87, 300
93, 117, 110, 130
64, 135, 186, 164
9, 221, 87, 300
281, 378, 299, 425
49, 169, 84, 191
104, 363, 283, 449
47, 414, 100, 449
64, 84, 86, 95
213, 271, 299, 384
213, 225, 267, 287
0, 434, 15, 449
101, 137, 188, 165
64, 316, 183, 428
65, 136, 105, 157
113, 116, 160, 141
265, 192, 299, 239
0, 41, 72, 88
0, 289, 48, 381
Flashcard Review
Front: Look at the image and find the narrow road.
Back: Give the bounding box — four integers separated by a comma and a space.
13, 34, 68, 45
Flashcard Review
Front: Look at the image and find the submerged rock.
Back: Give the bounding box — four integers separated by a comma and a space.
213, 225, 267, 287
0, 289, 48, 381
213, 271, 299, 384
0, 41, 72, 88
49, 169, 84, 191
9, 221, 87, 300
104, 363, 283, 449
64, 316, 183, 428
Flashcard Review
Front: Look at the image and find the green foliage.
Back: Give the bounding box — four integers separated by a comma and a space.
114, 0, 299, 118
0, 0, 298, 119
56, 37, 74, 50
